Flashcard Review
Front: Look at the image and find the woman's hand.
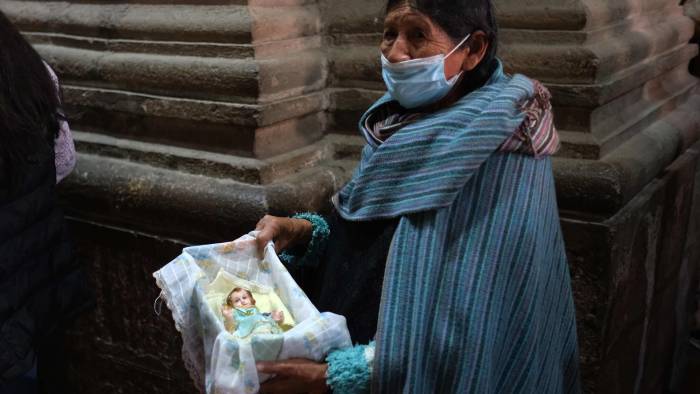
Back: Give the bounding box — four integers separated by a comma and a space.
257, 359, 328, 394
254, 215, 313, 255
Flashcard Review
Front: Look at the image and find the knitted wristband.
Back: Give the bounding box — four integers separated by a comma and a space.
278, 212, 329, 267
326, 342, 374, 394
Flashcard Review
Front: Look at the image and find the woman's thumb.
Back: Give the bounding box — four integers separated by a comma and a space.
256, 226, 274, 255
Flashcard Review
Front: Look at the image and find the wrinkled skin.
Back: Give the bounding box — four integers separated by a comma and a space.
254, 215, 312, 256
257, 359, 329, 394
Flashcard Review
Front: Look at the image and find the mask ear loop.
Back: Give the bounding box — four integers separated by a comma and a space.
445, 33, 472, 59
442, 33, 472, 84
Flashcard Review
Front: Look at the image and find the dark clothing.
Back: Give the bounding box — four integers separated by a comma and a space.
294, 209, 397, 344
0, 150, 91, 382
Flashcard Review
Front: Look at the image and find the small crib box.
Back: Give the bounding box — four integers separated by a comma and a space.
153, 233, 352, 394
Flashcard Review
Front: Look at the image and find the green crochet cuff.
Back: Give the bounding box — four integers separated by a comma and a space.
326, 342, 374, 394
278, 212, 329, 268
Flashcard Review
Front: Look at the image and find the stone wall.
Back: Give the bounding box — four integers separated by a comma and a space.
2, 1, 359, 392
2, 0, 700, 392
686, 0, 700, 76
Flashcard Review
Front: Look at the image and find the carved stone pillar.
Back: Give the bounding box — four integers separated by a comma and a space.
499, 2, 700, 392
2, 0, 360, 242
686, 0, 700, 77
2, 1, 356, 392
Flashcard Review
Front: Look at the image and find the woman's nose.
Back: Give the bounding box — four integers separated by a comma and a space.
385, 37, 411, 63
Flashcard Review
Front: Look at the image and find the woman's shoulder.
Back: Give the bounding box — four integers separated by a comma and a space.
497, 80, 560, 158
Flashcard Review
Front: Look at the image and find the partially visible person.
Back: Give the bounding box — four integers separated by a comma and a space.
0, 10, 91, 394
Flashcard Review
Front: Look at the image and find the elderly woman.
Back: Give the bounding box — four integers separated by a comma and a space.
255, 0, 580, 392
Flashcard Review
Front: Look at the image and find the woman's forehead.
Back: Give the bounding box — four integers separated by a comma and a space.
384, 4, 432, 28
387, 0, 417, 12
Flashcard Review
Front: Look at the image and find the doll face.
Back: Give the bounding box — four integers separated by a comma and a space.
229, 289, 255, 308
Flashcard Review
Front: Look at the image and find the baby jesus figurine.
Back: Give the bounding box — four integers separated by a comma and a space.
220, 287, 284, 339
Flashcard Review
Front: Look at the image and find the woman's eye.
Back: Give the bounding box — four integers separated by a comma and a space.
383, 30, 397, 41
411, 30, 426, 40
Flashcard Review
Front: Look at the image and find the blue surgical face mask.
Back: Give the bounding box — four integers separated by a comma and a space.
381, 34, 471, 109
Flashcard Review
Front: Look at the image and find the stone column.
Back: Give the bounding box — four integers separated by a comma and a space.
504, 2, 700, 392
323, 0, 700, 392
686, 0, 700, 77
2, 0, 362, 243
1, 1, 357, 392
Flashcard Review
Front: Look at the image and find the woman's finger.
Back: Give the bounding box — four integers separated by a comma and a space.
255, 214, 273, 231
255, 226, 276, 254
257, 359, 327, 378
259, 377, 306, 394
257, 360, 328, 393
272, 238, 289, 253
256, 361, 289, 375
257, 359, 310, 376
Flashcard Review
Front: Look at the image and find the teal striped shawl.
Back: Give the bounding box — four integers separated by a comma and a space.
334, 64, 580, 392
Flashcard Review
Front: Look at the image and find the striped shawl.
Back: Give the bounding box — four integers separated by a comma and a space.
333, 64, 580, 393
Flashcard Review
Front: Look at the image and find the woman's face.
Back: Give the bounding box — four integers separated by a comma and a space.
381, 4, 467, 80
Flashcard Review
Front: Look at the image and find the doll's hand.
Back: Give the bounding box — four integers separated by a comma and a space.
220, 305, 234, 320
271, 310, 284, 324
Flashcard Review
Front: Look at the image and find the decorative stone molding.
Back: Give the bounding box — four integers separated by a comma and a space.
60, 134, 360, 242
3, 0, 327, 160
323, 0, 700, 212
